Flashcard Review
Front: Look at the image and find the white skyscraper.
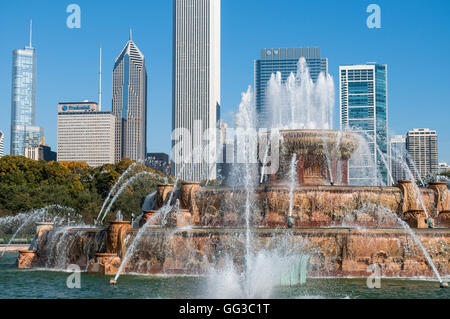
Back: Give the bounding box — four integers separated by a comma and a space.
172, 0, 221, 182
57, 102, 116, 167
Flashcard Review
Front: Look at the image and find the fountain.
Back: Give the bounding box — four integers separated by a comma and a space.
14, 58, 450, 294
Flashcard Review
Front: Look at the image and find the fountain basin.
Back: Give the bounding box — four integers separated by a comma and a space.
110, 227, 450, 278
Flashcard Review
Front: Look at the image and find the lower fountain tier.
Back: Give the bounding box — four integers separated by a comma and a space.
21, 227, 450, 278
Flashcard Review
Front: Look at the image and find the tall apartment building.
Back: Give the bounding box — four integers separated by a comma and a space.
172, 0, 221, 182
0, 130, 4, 158
255, 47, 328, 128
112, 32, 147, 163
406, 128, 438, 180
389, 135, 408, 184
340, 64, 389, 186
10, 22, 43, 156
57, 102, 116, 167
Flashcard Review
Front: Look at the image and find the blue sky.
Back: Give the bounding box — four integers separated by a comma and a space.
1, 0, 449, 162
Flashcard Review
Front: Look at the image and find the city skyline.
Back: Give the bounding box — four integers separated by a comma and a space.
0, 0, 450, 163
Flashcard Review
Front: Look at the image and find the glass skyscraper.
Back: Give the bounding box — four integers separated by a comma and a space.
10, 32, 43, 156
112, 31, 147, 163
340, 64, 389, 186
254, 47, 328, 128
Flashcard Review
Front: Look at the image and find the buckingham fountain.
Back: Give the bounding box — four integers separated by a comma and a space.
15, 58, 450, 295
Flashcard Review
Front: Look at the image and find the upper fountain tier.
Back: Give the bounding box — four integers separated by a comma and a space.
276, 129, 359, 186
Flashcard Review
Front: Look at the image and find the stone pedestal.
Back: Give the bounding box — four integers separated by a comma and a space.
270, 174, 277, 185
140, 210, 159, 227
88, 253, 121, 276
439, 211, 450, 228
177, 209, 192, 228
156, 184, 174, 209
397, 180, 421, 212
428, 182, 449, 212
340, 160, 349, 185
297, 155, 305, 185
35, 222, 54, 239
404, 210, 428, 229
106, 221, 132, 258
180, 182, 200, 209
331, 158, 339, 185
180, 182, 200, 224
17, 250, 36, 269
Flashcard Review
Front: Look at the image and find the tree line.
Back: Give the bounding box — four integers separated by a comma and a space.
0, 156, 171, 224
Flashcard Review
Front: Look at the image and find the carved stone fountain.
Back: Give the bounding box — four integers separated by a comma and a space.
17, 130, 450, 281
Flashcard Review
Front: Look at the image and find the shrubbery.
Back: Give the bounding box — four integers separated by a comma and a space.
0, 156, 171, 223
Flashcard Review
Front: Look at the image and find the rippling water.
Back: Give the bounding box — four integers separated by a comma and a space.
0, 253, 448, 299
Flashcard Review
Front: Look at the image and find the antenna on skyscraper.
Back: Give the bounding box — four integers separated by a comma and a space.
29, 20, 32, 48
99, 43, 102, 111
129, 28, 132, 41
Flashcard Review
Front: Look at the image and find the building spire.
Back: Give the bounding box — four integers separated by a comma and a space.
99, 43, 102, 111
129, 28, 132, 41
29, 19, 32, 48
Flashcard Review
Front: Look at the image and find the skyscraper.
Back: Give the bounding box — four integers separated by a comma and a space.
406, 128, 438, 180
389, 135, 408, 184
112, 31, 147, 163
0, 130, 4, 158
172, 0, 221, 182
340, 64, 389, 186
10, 21, 43, 156
255, 47, 328, 127
57, 102, 116, 167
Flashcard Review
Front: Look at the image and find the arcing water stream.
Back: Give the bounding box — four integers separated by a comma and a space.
1, 205, 77, 258
97, 163, 137, 221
